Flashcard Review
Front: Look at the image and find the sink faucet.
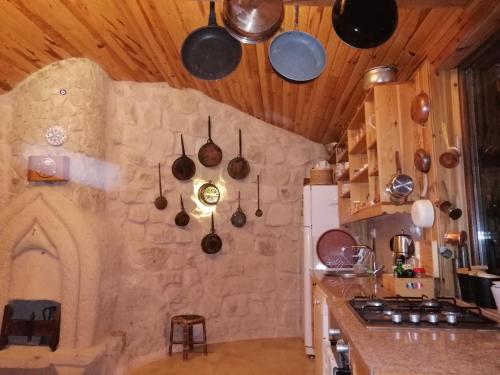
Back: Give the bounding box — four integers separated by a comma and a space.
351, 245, 384, 276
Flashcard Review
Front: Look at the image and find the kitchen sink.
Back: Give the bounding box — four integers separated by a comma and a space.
325, 270, 372, 278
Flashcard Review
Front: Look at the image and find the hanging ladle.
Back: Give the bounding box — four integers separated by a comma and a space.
154, 163, 168, 210
255, 174, 263, 217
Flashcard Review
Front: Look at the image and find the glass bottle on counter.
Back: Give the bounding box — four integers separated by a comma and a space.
394, 259, 405, 278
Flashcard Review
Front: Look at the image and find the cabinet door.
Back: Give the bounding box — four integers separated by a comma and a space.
313, 285, 328, 375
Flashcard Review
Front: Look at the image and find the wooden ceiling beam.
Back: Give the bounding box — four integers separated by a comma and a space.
189, 0, 470, 8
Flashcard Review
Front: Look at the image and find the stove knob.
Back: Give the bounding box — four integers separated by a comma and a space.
328, 328, 341, 337
336, 339, 349, 354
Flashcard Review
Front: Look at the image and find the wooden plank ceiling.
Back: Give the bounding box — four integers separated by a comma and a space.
0, 0, 497, 143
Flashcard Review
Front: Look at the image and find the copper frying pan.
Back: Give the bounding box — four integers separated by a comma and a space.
411, 92, 431, 126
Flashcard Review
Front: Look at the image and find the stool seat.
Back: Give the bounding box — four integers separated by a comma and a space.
168, 314, 207, 361
171, 314, 205, 325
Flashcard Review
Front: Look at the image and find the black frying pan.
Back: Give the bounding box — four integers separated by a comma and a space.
172, 134, 196, 181
181, 1, 242, 81
332, 0, 398, 49
201, 213, 222, 254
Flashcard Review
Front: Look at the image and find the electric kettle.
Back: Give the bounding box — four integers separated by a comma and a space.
390, 229, 414, 264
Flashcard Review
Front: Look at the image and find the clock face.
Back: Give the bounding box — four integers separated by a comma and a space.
36, 157, 57, 178
198, 183, 220, 206
45, 126, 67, 146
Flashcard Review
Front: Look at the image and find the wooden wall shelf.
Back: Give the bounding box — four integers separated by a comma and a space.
368, 140, 377, 150
340, 202, 413, 225
336, 148, 348, 163
351, 167, 368, 183
337, 168, 350, 181
349, 134, 367, 155
340, 190, 351, 198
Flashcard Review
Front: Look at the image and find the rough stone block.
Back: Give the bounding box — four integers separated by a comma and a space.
265, 204, 292, 226
128, 204, 148, 224
143, 105, 161, 129
123, 222, 145, 241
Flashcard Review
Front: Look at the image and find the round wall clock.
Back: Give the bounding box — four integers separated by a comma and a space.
198, 181, 220, 206
36, 157, 58, 178
45, 126, 67, 146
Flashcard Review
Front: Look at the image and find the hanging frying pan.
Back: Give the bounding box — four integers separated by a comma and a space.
174, 194, 190, 227
201, 212, 222, 254
316, 229, 357, 269
198, 116, 223, 167
268, 4, 326, 82
231, 191, 247, 228
172, 134, 196, 181
181, 1, 242, 80
227, 129, 250, 180
221, 0, 284, 44
332, 0, 398, 49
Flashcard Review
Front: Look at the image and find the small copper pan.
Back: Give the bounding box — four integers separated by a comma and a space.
439, 123, 461, 169
411, 92, 431, 126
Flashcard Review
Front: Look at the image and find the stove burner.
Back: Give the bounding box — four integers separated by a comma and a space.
409, 312, 421, 324
391, 310, 402, 324
427, 312, 439, 324
443, 311, 461, 325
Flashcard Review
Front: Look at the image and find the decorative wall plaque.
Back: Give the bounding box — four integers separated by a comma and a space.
45, 126, 67, 146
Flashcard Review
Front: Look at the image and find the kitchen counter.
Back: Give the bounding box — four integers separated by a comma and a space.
314, 271, 500, 375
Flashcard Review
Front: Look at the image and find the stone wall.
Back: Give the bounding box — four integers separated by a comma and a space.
0, 58, 327, 373
106, 80, 326, 370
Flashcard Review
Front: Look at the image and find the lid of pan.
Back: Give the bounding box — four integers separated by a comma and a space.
316, 229, 357, 269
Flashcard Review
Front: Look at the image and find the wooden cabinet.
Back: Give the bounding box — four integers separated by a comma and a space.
337, 83, 418, 224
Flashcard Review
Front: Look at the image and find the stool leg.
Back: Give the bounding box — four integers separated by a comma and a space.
182, 325, 189, 361
189, 325, 194, 350
168, 321, 174, 356
202, 320, 207, 355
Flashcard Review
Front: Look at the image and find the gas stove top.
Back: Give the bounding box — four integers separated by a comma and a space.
348, 296, 500, 330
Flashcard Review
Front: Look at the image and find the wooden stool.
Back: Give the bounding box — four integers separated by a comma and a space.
168, 314, 207, 360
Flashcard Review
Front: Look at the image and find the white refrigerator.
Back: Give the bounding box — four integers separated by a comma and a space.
303, 184, 339, 356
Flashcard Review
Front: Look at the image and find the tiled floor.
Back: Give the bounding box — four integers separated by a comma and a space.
130, 337, 316, 375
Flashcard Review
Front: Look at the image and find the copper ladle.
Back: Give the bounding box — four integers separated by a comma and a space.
154, 163, 168, 210
255, 174, 263, 217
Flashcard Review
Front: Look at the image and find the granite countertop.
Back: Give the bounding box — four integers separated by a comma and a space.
313, 271, 500, 375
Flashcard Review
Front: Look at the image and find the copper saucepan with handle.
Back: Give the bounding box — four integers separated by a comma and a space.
386, 151, 414, 204
439, 123, 461, 168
